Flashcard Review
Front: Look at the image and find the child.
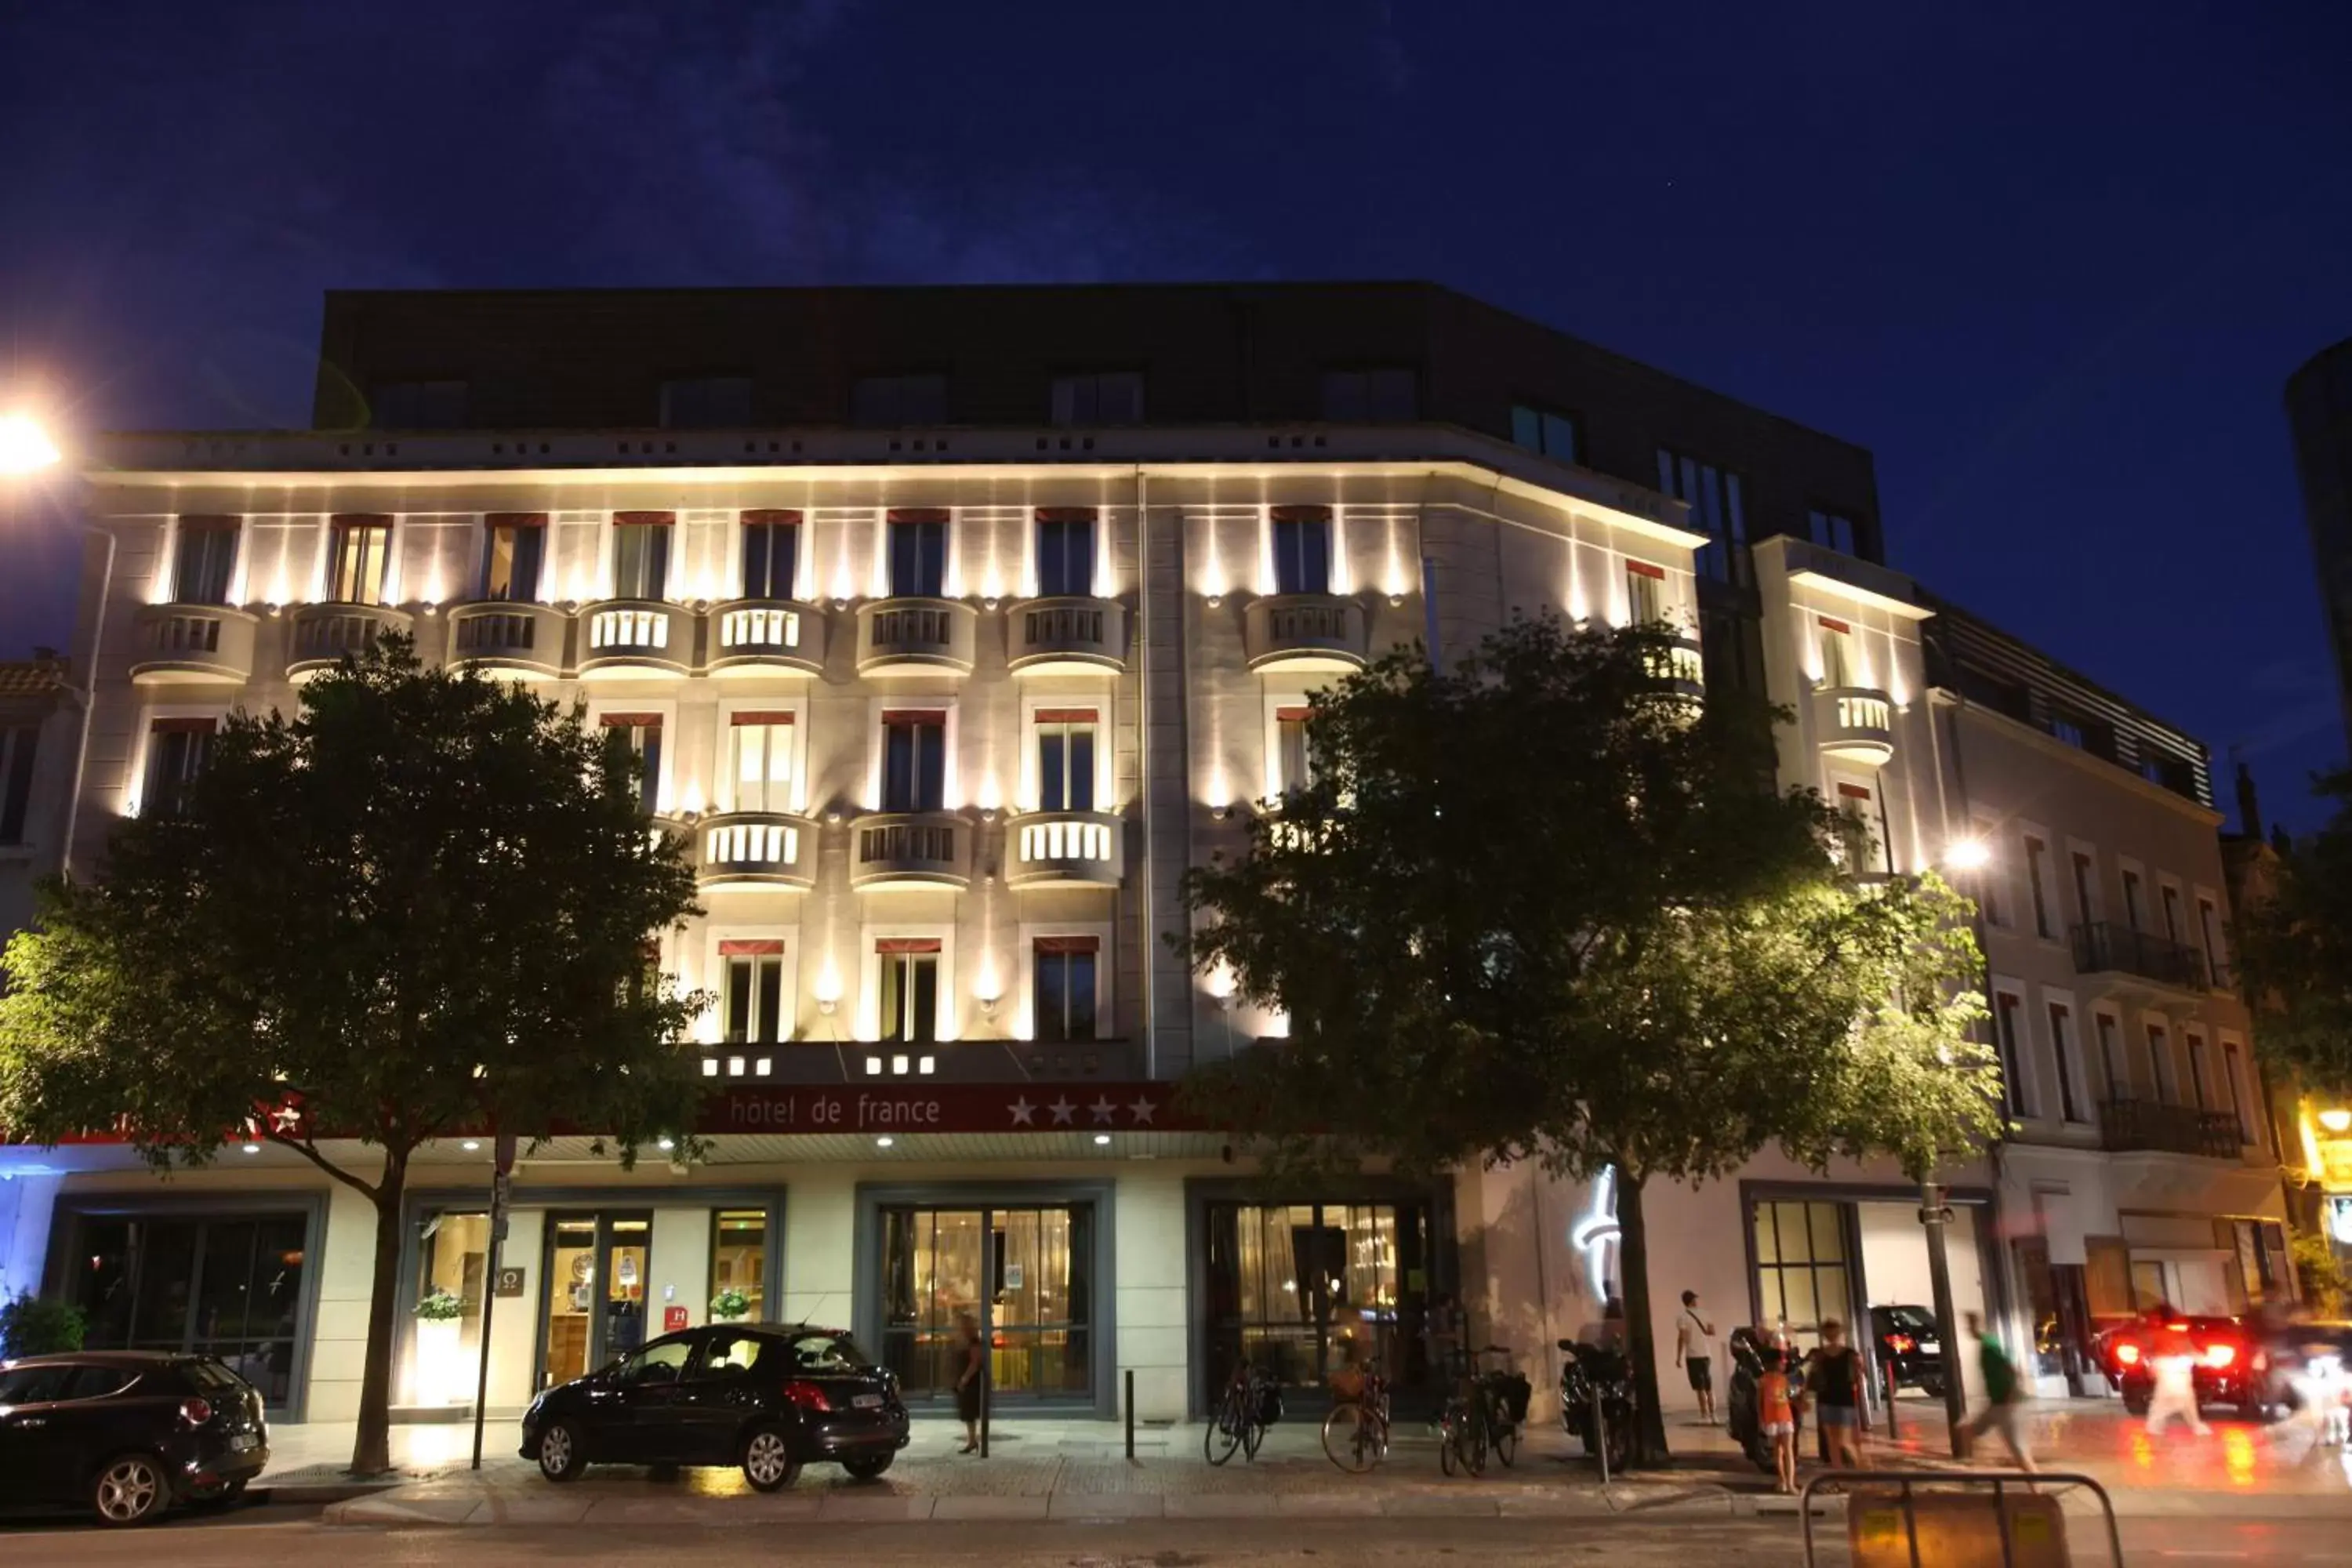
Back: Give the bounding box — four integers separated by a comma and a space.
1759, 1345, 1798, 1494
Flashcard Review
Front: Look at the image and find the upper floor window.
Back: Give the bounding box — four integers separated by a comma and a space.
2146, 1023, 2176, 1104
1050, 371, 1144, 426
0, 724, 39, 844
612, 513, 673, 601
877, 938, 939, 1044
1036, 709, 1098, 812
1033, 935, 1098, 1043
1270, 506, 1332, 597
2122, 869, 2147, 931
1835, 781, 1884, 875
1817, 617, 1857, 688
144, 717, 215, 818
2048, 1002, 2085, 1124
327, 515, 392, 606
2094, 1014, 2124, 1099
887, 511, 948, 598
601, 713, 662, 812
1624, 560, 1667, 626
2161, 884, 2185, 945
1994, 991, 2029, 1116
1275, 705, 1316, 796
659, 376, 753, 430
2186, 1031, 2212, 1109
481, 513, 544, 602
881, 711, 947, 814
2024, 835, 2054, 938
1657, 449, 1748, 586
2223, 1041, 2254, 1144
1510, 403, 1581, 463
2199, 897, 2227, 982
370, 379, 467, 430
720, 939, 786, 1047
740, 510, 800, 601
1807, 509, 1859, 555
729, 712, 793, 814
2071, 851, 2098, 925
172, 517, 239, 606
1320, 367, 1417, 421
852, 373, 948, 426
1034, 510, 1097, 597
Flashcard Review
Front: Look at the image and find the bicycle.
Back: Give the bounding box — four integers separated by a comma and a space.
1205, 1361, 1272, 1465
1436, 1348, 1490, 1477
1472, 1344, 1524, 1469
1320, 1361, 1392, 1473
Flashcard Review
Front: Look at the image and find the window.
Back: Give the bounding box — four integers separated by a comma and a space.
1270, 506, 1332, 596
2161, 884, 2184, 945
878, 938, 939, 1044
2223, 1042, 2253, 1144
143, 718, 214, 818
0, 724, 38, 844
1319, 367, 1417, 421
2024, 837, 2053, 938
1751, 1200, 1851, 1353
739, 510, 800, 601
708, 1210, 768, 1323
2122, 869, 2147, 931
2070, 851, 2098, 926
1033, 936, 1098, 1043
1624, 560, 1666, 626
1050, 371, 1144, 425
1995, 992, 2029, 1116
1275, 706, 1316, 796
617, 1339, 692, 1387
172, 517, 239, 604
601, 713, 662, 811
1034, 510, 1096, 597
887, 511, 949, 597
729, 712, 793, 813
881, 712, 947, 813
2049, 712, 2087, 750
371, 379, 467, 429
1817, 618, 1857, 687
327, 515, 392, 605
1835, 781, 1882, 874
1510, 403, 1581, 463
1974, 828, 2005, 927
2146, 1024, 2175, 1104
67, 1210, 310, 1406
481, 514, 545, 602
2199, 898, 2227, 985
611, 513, 673, 601
0, 1363, 77, 1403
2186, 1033, 2212, 1109
720, 940, 786, 1046
1656, 448, 1749, 586
1807, 509, 1859, 555
659, 376, 753, 429
2048, 1003, 2085, 1123
2095, 1014, 2124, 1099
852, 373, 948, 426
1036, 710, 1098, 812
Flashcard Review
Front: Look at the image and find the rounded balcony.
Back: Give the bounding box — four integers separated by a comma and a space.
1007, 597, 1128, 677
708, 598, 827, 678
447, 601, 571, 679
1243, 593, 1367, 674
1005, 809, 1125, 889
578, 599, 696, 679
695, 810, 819, 893
855, 597, 978, 677
1641, 634, 1707, 706
286, 601, 414, 681
1813, 684, 1896, 764
129, 603, 259, 686
849, 811, 971, 891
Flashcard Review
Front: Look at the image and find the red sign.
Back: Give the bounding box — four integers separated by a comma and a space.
664, 1305, 689, 1333
697, 1082, 1192, 1136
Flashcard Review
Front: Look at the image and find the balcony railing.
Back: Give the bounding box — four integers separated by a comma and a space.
1007, 596, 1128, 675
1243, 593, 1367, 673
1812, 684, 1895, 764
2099, 1097, 2243, 1159
447, 601, 570, 677
287, 601, 412, 680
129, 603, 257, 685
1006, 809, 1124, 888
849, 811, 971, 890
709, 598, 826, 677
856, 597, 978, 676
1642, 635, 1706, 705
579, 598, 695, 677
696, 810, 818, 892
2071, 921, 2210, 993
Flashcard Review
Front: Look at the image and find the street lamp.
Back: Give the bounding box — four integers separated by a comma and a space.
1942, 837, 1991, 872
0, 414, 60, 475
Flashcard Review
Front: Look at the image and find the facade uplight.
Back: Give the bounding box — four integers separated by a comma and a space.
0, 414, 60, 475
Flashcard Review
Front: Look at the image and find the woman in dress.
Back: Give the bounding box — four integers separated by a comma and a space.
953, 1311, 986, 1454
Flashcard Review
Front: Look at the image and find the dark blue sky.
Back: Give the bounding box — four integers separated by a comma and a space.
4, 1, 2347, 823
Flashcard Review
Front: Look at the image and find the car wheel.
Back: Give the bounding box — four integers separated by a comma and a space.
92, 1453, 170, 1527
537, 1419, 587, 1483
741, 1427, 802, 1492
841, 1453, 895, 1482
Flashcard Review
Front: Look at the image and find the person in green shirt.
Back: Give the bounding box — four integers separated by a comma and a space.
1955, 1311, 2035, 1472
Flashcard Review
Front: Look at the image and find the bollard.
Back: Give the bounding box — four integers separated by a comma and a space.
1125, 1369, 1135, 1460
1592, 1384, 1610, 1486
1885, 1361, 1900, 1445
979, 1364, 991, 1459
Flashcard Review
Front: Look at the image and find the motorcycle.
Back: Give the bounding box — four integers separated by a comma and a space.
1555, 1337, 1637, 1474
1725, 1326, 1807, 1472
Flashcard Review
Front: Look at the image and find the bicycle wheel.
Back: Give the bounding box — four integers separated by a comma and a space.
1438, 1415, 1459, 1476
1322, 1403, 1376, 1474
1242, 1406, 1267, 1461
1461, 1410, 1489, 1476
1493, 1421, 1518, 1468
1204, 1395, 1242, 1465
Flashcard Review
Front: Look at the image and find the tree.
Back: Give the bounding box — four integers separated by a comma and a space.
2234, 771, 2352, 1097
0, 636, 706, 1474
1176, 615, 2002, 1462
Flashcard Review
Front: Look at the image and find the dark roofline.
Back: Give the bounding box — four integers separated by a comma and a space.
1922, 590, 2207, 753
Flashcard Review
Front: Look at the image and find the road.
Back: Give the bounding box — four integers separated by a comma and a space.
9, 1507, 2352, 1565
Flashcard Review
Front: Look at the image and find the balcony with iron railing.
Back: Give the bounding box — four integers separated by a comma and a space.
1243, 593, 1367, 675
856, 597, 978, 676
695, 811, 819, 893
2099, 1097, 2244, 1159
1005, 809, 1125, 888
707, 599, 827, 677
1007, 596, 1127, 676
287, 601, 413, 681
1642, 634, 1706, 705
1812, 684, 1895, 764
2071, 921, 2210, 994
129, 602, 258, 685
578, 599, 696, 678
446, 601, 570, 678
849, 811, 971, 891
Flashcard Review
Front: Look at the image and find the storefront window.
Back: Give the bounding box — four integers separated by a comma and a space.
710, 1210, 768, 1321
879, 1205, 1091, 1403
1204, 1201, 1423, 1399
1751, 1200, 1851, 1356
412, 1211, 488, 1405
71, 1213, 310, 1406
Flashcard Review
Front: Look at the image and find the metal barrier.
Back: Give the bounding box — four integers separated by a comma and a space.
1799, 1469, 2123, 1568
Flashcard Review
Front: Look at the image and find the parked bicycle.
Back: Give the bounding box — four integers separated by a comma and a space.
1437, 1345, 1511, 1476
1205, 1361, 1279, 1465
1320, 1360, 1392, 1473
1472, 1345, 1529, 1468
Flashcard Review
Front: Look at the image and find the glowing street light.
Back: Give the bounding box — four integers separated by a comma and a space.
0, 414, 60, 475
1943, 837, 1991, 873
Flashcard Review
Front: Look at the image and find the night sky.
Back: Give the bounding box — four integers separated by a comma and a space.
4, 2, 2347, 824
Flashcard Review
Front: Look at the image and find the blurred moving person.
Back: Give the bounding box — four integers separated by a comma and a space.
1955, 1312, 2036, 1472
2143, 1305, 2211, 1439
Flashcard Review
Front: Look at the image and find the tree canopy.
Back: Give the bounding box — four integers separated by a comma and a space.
2234, 769, 2352, 1097
0, 635, 706, 1472
1177, 614, 2001, 1459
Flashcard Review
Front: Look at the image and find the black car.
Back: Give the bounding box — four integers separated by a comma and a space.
0, 1352, 270, 1526
1867, 1304, 1949, 1399
521, 1323, 909, 1490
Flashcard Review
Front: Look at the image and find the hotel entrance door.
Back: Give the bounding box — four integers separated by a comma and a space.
539, 1212, 652, 1388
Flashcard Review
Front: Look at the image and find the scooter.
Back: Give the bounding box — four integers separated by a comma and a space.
1556, 1337, 1637, 1474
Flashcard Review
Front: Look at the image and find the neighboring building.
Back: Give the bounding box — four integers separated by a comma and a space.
2288, 336, 2352, 749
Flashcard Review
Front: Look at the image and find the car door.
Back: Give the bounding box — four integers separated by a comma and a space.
670, 1328, 768, 1465
607, 1334, 699, 1462
0, 1362, 91, 1504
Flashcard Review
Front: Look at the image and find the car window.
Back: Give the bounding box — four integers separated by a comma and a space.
617, 1339, 694, 1386
171, 1359, 244, 1392
693, 1331, 766, 1379
67, 1366, 140, 1399
0, 1363, 82, 1404
1880, 1307, 1937, 1335
788, 1334, 868, 1374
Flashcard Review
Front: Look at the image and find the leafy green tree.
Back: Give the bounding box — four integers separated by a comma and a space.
2234, 771, 2352, 1098
0, 637, 706, 1474
1177, 615, 2001, 1462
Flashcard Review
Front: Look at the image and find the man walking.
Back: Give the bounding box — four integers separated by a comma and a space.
1675, 1289, 1717, 1424
2142, 1305, 2211, 1438
1955, 1312, 2035, 1472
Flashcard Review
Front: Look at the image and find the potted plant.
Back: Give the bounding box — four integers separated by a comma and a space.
0, 1291, 86, 1359
710, 1287, 752, 1324
412, 1288, 467, 1404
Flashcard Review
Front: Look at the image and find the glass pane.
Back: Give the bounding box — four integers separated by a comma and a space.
607, 1218, 650, 1360
710, 1210, 767, 1321
1809, 1203, 1846, 1263
1036, 951, 1067, 1042
413, 1212, 487, 1406
1512, 405, 1541, 449
1757, 1272, 1784, 1327
1069, 728, 1095, 811
1039, 729, 1066, 811
74, 1219, 136, 1347
1068, 953, 1096, 1038
543, 1219, 597, 1388
1781, 1271, 1818, 1334
1752, 1203, 1779, 1265
726, 960, 751, 1042
911, 957, 937, 1044
755, 960, 782, 1046
131, 1221, 198, 1348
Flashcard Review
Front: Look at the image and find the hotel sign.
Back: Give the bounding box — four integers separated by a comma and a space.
698, 1082, 1190, 1136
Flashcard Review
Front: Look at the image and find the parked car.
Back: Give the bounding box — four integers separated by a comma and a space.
521, 1323, 909, 1490
0, 1352, 270, 1526
2093, 1315, 2268, 1420
1867, 1304, 1949, 1399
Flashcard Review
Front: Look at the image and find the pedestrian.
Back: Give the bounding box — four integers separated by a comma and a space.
952, 1310, 987, 1454
1676, 1290, 1718, 1425
1810, 1319, 1869, 1469
1955, 1311, 2036, 1471
1758, 1343, 1798, 1494
2141, 1305, 2210, 1439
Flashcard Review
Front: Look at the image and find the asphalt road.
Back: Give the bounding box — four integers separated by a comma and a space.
8, 1507, 2352, 1566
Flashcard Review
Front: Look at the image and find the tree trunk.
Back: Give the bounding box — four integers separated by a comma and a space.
349, 1145, 410, 1475
1617, 1167, 1672, 1465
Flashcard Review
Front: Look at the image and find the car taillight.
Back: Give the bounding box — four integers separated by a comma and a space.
1887, 1334, 1915, 1356
2115, 1343, 2141, 1366
782, 1381, 833, 1413
178, 1398, 213, 1428
2205, 1343, 2238, 1369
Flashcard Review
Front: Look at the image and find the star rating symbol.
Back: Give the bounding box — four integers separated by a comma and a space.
1089, 1096, 1117, 1124
1008, 1096, 1036, 1127
1047, 1097, 1076, 1125
1128, 1095, 1157, 1125
268, 1104, 303, 1134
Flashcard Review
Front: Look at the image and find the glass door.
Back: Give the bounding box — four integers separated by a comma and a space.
539, 1212, 653, 1388
878, 1205, 1092, 1405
